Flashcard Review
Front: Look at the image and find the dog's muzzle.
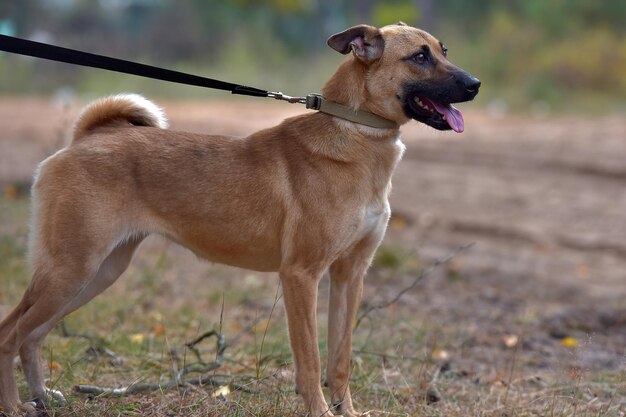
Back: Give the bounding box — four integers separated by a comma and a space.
403, 70, 481, 133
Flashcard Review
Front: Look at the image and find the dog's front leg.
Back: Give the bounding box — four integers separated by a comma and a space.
326, 254, 369, 417
280, 266, 333, 417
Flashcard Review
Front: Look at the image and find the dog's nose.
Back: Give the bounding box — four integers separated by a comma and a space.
465, 77, 481, 95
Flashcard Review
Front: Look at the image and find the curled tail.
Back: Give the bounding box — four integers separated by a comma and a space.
72, 94, 168, 144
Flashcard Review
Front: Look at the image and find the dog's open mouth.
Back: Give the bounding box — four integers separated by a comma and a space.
407, 95, 465, 133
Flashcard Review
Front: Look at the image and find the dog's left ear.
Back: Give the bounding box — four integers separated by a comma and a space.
327, 24, 384, 63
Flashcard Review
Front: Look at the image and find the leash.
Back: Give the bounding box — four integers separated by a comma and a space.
0, 34, 397, 129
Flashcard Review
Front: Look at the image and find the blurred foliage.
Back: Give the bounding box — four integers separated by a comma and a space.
438, 1, 626, 112
0, 0, 624, 113
371, 2, 418, 28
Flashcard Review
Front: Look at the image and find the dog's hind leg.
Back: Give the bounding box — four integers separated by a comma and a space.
0, 262, 94, 415
18, 235, 145, 409
0, 305, 29, 414
0, 233, 144, 414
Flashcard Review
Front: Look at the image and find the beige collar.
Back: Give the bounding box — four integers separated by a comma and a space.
305, 94, 398, 129
268, 92, 398, 130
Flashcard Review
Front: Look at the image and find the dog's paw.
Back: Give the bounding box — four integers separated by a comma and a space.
18, 401, 37, 417
333, 406, 368, 417
27, 388, 66, 414
41, 388, 66, 408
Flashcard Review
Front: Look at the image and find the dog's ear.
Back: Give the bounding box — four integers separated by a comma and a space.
327, 24, 384, 63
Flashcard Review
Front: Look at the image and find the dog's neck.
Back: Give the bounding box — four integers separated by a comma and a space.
322, 59, 367, 109
321, 58, 398, 130
293, 57, 405, 171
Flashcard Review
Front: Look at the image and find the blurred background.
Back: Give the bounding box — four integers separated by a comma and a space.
1, 0, 625, 114
0, 1, 625, 415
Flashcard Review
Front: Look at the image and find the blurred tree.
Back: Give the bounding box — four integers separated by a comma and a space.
352, 0, 374, 23
416, 0, 435, 31
141, 2, 206, 63
0, 0, 46, 36
1, 0, 625, 107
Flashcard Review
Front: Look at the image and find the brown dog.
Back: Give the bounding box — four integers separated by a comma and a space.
0, 23, 479, 416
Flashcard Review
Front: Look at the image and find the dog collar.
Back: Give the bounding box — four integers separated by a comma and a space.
305, 94, 398, 129
267, 92, 398, 130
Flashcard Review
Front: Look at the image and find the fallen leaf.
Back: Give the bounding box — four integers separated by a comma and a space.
560, 337, 578, 348
48, 361, 62, 371
502, 334, 519, 348
211, 385, 230, 398
431, 349, 450, 361
493, 379, 508, 387
130, 334, 145, 344
153, 324, 165, 335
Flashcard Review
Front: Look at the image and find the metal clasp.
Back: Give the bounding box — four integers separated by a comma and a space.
267, 91, 307, 104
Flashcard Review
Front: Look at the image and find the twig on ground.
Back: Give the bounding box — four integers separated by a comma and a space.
59, 321, 123, 364
351, 349, 431, 363
354, 242, 475, 331
256, 281, 282, 382
73, 375, 255, 396
184, 330, 227, 366
73, 327, 257, 397
59, 321, 104, 345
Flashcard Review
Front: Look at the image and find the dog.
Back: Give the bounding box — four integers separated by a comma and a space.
0, 22, 479, 416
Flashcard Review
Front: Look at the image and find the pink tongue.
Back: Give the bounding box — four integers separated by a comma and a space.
429, 100, 465, 133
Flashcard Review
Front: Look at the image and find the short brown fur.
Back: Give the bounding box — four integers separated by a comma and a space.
0, 23, 478, 416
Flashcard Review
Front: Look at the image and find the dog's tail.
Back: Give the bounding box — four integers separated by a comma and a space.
72, 94, 168, 144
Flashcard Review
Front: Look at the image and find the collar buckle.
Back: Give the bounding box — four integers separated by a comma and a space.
305, 94, 323, 110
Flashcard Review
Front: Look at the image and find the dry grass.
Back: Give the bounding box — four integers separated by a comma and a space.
0, 193, 624, 417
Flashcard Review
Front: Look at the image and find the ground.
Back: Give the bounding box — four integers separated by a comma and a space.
0, 96, 624, 416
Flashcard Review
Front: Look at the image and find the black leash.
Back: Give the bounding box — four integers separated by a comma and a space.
0, 34, 398, 129
0, 34, 294, 100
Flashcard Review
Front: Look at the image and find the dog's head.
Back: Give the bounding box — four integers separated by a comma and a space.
326, 23, 480, 132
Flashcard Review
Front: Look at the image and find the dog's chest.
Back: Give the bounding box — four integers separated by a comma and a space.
345, 197, 390, 248
361, 201, 387, 234
343, 141, 402, 246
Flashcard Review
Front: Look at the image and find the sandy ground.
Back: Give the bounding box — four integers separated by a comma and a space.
1, 96, 625, 395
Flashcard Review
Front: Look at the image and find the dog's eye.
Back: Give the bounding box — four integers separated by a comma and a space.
442, 46, 448, 57
412, 52, 427, 63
